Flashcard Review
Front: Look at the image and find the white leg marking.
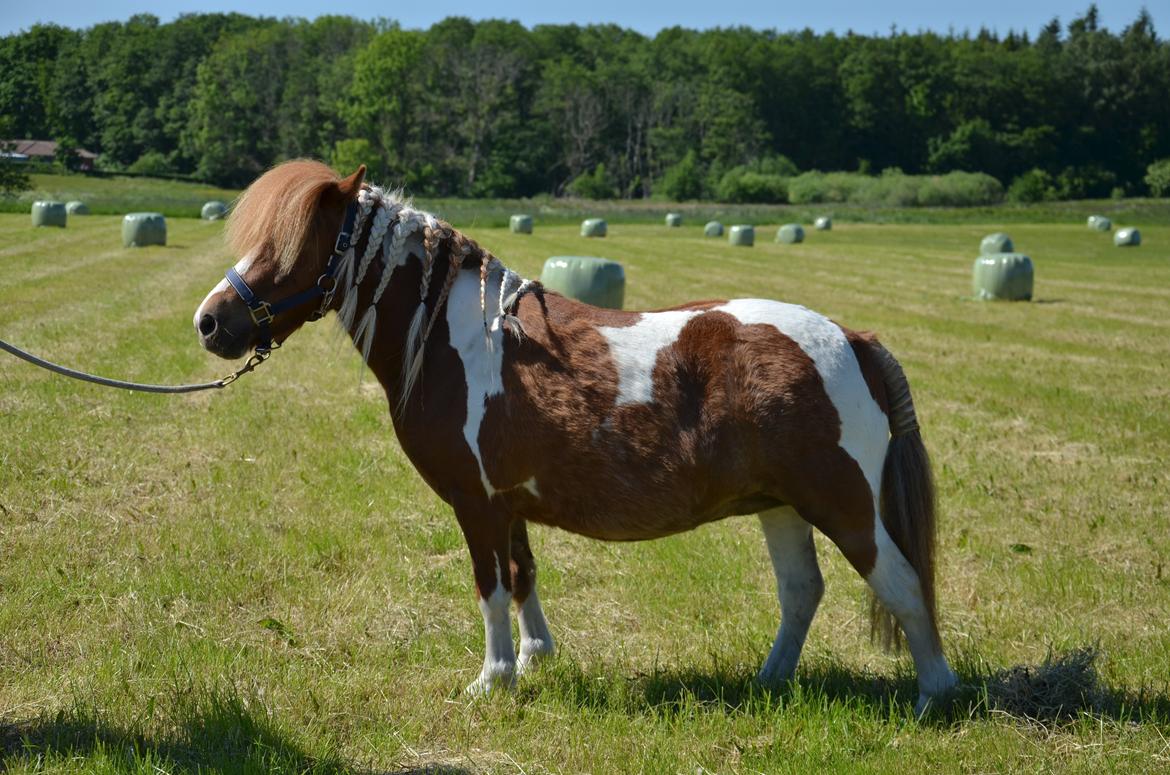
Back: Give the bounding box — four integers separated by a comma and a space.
516, 590, 554, 673
867, 513, 957, 711
715, 299, 888, 493
757, 507, 824, 684
194, 251, 256, 330
466, 555, 517, 695
598, 310, 701, 405
447, 268, 507, 497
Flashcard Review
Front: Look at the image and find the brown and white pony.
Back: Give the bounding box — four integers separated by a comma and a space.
194, 160, 958, 713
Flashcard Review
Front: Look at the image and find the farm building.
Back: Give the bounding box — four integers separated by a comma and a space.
1, 139, 97, 171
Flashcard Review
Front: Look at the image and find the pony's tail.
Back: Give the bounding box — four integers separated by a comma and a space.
869, 342, 939, 653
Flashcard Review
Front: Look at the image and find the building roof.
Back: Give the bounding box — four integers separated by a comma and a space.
4, 139, 97, 159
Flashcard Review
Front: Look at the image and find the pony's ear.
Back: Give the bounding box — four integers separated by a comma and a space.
337, 165, 366, 201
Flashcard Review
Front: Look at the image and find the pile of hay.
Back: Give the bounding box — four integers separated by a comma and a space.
1114, 227, 1141, 247
665, 213, 682, 227
704, 221, 724, 237
776, 224, 804, 244
540, 256, 625, 309
1087, 215, 1112, 231
510, 214, 533, 234
31, 201, 66, 228
202, 201, 228, 221
980, 232, 1014, 254
985, 647, 1106, 721
581, 218, 607, 238
973, 253, 1033, 301
122, 213, 167, 247
65, 201, 89, 215
814, 216, 832, 231
728, 225, 754, 247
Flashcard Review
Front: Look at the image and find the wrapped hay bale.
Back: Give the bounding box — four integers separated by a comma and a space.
510, 214, 534, 234
729, 225, 754, 247
31, 201, 67, 228
202, 200, 228, 221
1114, 228, 1141, 247
973, 253, 1033, 301
66, 201, 90, 215
814, 216, 832, 231
122, 213, 167, 248
1087, 215, 1112, 231
704, 221, 724, 237
581, 218, 607, 238
776, 224, 805, 244
980, 232, 1014, 254
665, 213, 682, 227
540, 256, 625, 309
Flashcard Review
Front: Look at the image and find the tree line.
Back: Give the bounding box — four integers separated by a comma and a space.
1, 6, 1168, 202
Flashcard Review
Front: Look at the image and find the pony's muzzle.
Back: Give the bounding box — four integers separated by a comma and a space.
195, 306, 250, 360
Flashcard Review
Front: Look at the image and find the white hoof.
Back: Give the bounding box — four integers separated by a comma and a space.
517, 638, 554, 675
464, 664, 516, 697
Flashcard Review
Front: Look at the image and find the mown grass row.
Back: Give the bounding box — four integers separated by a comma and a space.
1, 215, 1168, 772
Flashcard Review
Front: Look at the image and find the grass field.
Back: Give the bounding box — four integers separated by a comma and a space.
2, 212, 1169, 773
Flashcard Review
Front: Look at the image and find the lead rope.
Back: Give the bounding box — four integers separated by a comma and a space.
0, 335, 271, 393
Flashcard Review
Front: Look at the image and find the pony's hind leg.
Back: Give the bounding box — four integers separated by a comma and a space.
510, 519, 554, 673
865, 516, 957, 714
757, 506, 824, 684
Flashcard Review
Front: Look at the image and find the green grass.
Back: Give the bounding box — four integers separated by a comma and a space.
5, 172, 1170, 226
2, 214, 1169, 773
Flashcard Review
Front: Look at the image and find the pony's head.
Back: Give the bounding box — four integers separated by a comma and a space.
194, 160, 365, 359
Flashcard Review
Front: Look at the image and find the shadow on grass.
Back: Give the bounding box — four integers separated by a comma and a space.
526, 646, 1170, 728
0, 686, 472, 775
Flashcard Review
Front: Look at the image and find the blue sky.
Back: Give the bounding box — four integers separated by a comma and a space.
1, 0, 1159, 37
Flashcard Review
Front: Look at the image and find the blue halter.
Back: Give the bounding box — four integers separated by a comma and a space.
224, 201, 359, 354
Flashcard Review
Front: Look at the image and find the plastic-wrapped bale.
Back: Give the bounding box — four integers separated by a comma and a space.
972, 253, 1033, 301
704, 221, 724, 237
665, 213, 682, 227
202, 200, 228, 221
540, 256, 625, 309
31, 201, 67, 228
581, 218, 607, 238
122, 213, 167, 247
510, 214, 533, 234
814, 216, 832, 231
980, 232, 1014, 254
776, 224, 804, 244
66, 201, 90, 215
1114, 228, 1141, 247
1087, 215, 1112, 231
729, 224, 754, 247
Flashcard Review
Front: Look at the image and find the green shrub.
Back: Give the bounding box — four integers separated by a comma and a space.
658, 151, 704, 201
788, 171, 867, 204
1007, 169, 1057, 203
916, 172, 1004, 206
1145, 159, 1170, 197
715, 170, 788, 203
1055, 165, 1116, 200
127, 151, 176, 177
568, 163, 617, 200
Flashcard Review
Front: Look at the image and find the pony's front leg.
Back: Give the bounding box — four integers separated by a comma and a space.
510, 519, 554, 673
454, 494, 518, 696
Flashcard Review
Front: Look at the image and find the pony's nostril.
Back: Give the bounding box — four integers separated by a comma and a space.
198, 313, 218, 337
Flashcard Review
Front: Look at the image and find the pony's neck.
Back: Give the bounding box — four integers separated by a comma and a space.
327, 187, 528, 411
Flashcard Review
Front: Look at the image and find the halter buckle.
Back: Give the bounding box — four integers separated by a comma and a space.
249, 301, 275, 326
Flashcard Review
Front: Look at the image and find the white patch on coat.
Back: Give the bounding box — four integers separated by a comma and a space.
598, 310, 701, 405
447, 266, 507, 497
194, 251, 256, 330
521, 476, 539, 498
467, 555, 517, 694
715, 299, 889, 495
